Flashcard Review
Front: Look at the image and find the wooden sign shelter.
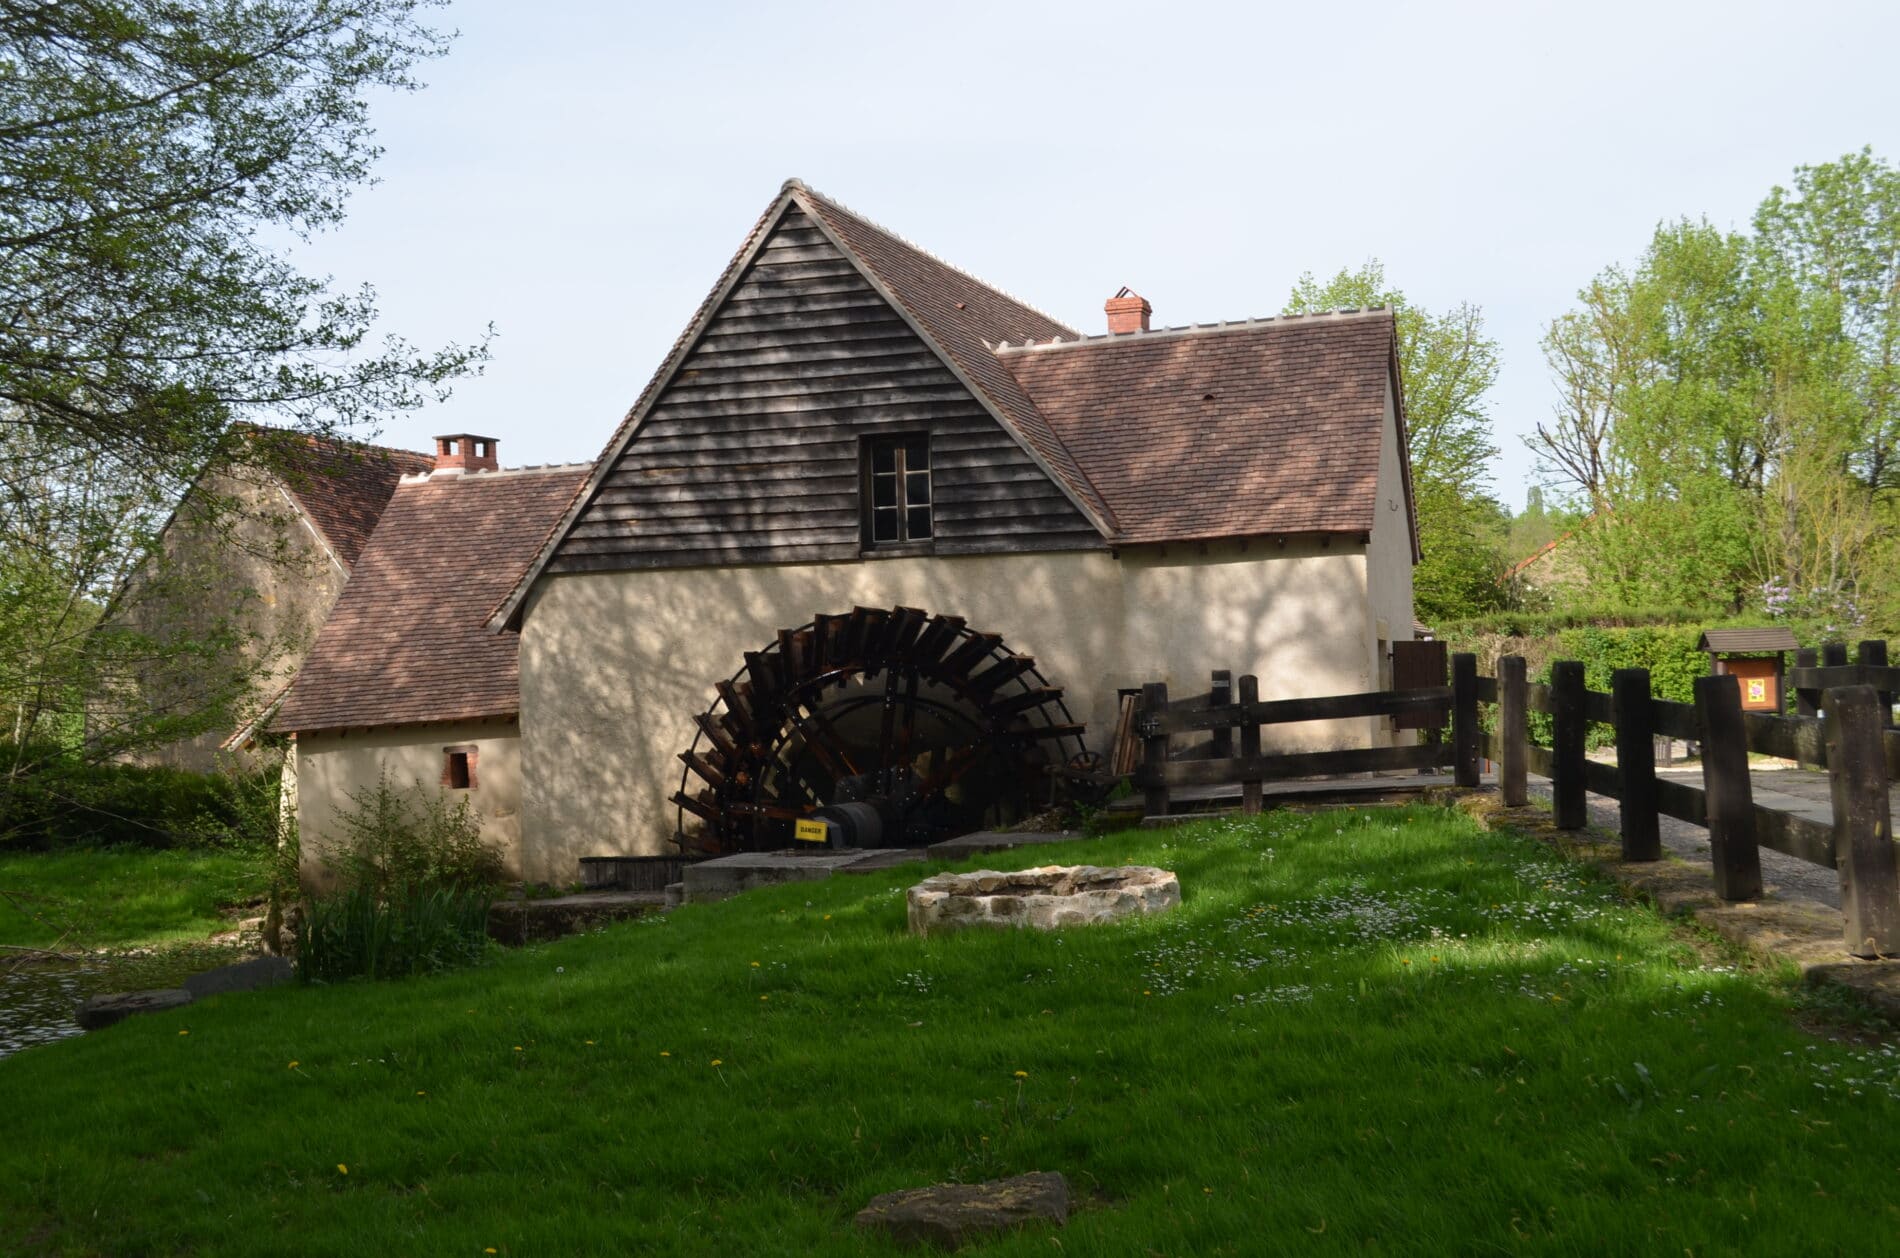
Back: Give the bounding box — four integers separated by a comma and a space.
1697, 628, 1799, 713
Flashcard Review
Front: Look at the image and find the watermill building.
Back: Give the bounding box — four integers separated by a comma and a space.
274, 180, 1420, 882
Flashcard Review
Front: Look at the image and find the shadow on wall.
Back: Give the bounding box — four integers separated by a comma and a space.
515, 542, 1381, 873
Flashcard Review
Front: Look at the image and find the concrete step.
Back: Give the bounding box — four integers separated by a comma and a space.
487, 891, 666, 945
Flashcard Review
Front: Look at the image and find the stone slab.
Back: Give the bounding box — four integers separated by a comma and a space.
926, 831, 1082, 861
183, 955, 293, 999
836, 848, 927, 875
681, 848, 894, 904
855, 1171, 1069, 1249
75, 988, 193, 1031
486, 891, 666, 945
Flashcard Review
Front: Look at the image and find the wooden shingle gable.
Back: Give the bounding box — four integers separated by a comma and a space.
499, 189, 1103, 607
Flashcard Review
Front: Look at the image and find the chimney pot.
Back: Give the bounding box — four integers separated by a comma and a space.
432, 434, 500, 476
1105, 287, 1151, 335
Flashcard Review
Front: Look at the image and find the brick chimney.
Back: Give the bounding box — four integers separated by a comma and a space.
432, 434, 499, 477
1105, 287, 1151, 335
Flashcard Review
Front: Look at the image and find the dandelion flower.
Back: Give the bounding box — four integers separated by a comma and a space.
178, 1029, 189, 1036
416, 1091, 426, 1096
1014, 1070, 1028, 1079
288, 1061, 299, 1069
337, 1164, 348, 1175
513, 1046, 523, 1052
823, 914, 832, 921
485, 1250, 497, 1255
760, 995, 769, 1002
711, 1059, 724, 1067
660, 1051, 670, 1057
585, 1040, 595, 1046
750, 961, 760, 968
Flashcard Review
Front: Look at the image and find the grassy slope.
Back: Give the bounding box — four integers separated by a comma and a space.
5, 808, 1900, 1256
0, 847, 269, 950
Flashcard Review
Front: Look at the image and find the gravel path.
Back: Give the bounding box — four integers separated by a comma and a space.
1522, 772, 1844, 911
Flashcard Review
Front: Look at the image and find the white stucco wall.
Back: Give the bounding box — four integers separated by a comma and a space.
1365, 380, 1418, 657
515, 541, 1388, 874
293, 720, 523, 888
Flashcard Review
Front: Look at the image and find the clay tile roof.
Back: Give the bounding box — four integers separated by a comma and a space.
272, 466, 590, 734
996, 312, 1401, 545
796, 185, 1117, 533
241, 428, 435, 567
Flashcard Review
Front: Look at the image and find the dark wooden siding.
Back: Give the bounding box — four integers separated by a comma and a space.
547, 206, 1103, 574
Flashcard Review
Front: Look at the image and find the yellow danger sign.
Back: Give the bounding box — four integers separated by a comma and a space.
793, 818, 829, 844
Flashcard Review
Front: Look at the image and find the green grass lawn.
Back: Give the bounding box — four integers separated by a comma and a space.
5, 806, 1899, 1256
0, 846, 270, 950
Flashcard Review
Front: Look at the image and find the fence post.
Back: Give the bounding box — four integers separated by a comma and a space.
1824, 685, 1900, 957
1451, 653, 1479, 787
1141, 681, 1171, 821
1209, 670, 1233, 760
1823, 641, 1848, 669
1612, 667, 1660, 861
1498, 655, 1528, 807
1695, 674, 1763, 902
1794, 647, 1821, 770
1238, 674, 1262, 816
1551, 660, 1587, 830
1857, 640, 1893, 729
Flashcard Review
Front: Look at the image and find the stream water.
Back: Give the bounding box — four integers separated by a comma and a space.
0, 941, 261, 1059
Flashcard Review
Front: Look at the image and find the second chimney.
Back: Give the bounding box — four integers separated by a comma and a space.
433, 434, 500, 476
1105, 287, 1151, 335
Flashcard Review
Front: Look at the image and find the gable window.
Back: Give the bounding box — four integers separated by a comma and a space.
863, 435, 932, 547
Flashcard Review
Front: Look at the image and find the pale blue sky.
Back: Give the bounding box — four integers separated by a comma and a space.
295, 0, 1900, 511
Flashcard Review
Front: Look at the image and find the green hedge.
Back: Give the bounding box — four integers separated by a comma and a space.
0, 747, 272, 850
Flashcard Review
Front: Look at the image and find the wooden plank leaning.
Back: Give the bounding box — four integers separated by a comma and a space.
1613, 667, 1660, 861
1823, 685, 1900, 958
1451, 653, 1479, 788
1695, 673, 1763, 902
1141, 681, 1170, 822
1550, 660, 1587, 830
1238, 674, 1263, 816
1497, 656, 1528, 807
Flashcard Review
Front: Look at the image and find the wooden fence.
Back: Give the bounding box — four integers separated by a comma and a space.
1133, 666, 1477, 820
1134, 643, 1900, 960
1476, 642, 1900, 958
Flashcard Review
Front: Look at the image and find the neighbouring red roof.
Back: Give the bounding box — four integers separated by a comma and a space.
272, 466, 590, 734
241, 428, 435, 567
997, 311, 1405, 546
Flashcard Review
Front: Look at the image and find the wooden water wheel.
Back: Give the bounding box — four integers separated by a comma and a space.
671, 606, 1088, 853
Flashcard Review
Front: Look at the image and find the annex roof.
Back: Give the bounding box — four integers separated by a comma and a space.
272, 464, 590, 734
239, 427, 436, 567
996, 310, 1414, 551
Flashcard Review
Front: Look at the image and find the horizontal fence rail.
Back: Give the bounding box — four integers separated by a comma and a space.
1135, 667, 1471, 822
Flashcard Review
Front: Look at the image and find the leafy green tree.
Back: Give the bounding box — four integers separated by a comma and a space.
0, 0, 485, 496
1531, 150, 1900, 626
1284, 262, 1509, 621
0, 1, 486, 802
